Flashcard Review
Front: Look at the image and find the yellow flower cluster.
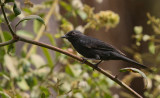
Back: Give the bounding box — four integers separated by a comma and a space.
90, 11, 119, 29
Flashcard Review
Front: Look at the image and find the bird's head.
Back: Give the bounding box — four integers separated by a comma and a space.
61, 30, 83, 40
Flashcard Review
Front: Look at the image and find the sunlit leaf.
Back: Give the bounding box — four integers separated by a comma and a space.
148, 42, 155, 54
77, 10, 87, 20
120, 67, 148, 88
65, 65, 75, 77
15, 15, 45, 30
30, 54, 46, 68
41, 48, 53, 67
17, 78, 30, 91
4, 54, 18, 78
16, 30, 34, 39
13, 3, 21, 16
34, 20, 42, 33
134, 26, 143, 34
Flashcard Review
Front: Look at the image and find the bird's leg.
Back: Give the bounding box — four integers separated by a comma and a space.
93, 60, 102, 71
81, 57, 88, 64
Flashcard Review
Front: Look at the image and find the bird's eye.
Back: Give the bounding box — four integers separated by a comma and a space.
72, 32, 75, 35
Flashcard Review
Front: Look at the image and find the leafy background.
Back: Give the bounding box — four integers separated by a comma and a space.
0, 0, 160, 98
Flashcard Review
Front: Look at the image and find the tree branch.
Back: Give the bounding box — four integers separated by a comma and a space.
0, 1, 142, 98
0, 39, 17, 47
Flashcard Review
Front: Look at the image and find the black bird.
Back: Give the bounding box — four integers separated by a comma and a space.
62, 30, 152, 72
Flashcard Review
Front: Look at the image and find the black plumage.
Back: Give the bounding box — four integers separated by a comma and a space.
62, 30, 151, 71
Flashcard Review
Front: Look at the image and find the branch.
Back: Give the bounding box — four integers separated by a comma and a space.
19, 37, 142, 98
0, 1, 142, 98
0, 39, 17, 47
0, 3, 15, 36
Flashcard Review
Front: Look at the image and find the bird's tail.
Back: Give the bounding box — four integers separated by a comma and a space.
119, 55, 153, 72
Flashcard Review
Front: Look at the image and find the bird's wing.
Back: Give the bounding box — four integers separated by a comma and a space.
79, 36, 126, 56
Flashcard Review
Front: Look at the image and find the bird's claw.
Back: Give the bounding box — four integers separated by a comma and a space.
92, 63, 98, 71
81, 57, 87, 64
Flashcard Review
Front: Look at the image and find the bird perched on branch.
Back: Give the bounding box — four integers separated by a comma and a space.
61, 30, 152, 72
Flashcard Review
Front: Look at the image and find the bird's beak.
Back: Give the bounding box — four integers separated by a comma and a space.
61, 35, 67, 38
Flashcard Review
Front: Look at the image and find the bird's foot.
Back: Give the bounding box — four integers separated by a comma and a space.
92, 63, 99, 71
81, 57, 87, 64
92, 60, 102, 71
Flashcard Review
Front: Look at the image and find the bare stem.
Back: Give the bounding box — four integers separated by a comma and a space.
0, 3, 15, 36
0, 39, 17, 47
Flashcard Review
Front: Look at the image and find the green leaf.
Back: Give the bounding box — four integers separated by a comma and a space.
40, 87, 50, 97
3, 31, 12, 41
16, 30, 34, 39
33, 20, 42, 33
30, 54, 46, 68
13, 3, 21, 16
45, 33, 56, 46
41, 48, 53, 67
4, 54, 18, 78
77, 10, 87, 20
17, 78, 30, 91
15, 15, 45, 30
134, 26, 143, 34
60, 1, 72, 12
148, 42, 155, 54
26, 76, 38, 89
5, 0, 14, 3
65, 65, 75, 77
41, 92, 46, 98
7, 43, 15, 56
120, 67, 148, 88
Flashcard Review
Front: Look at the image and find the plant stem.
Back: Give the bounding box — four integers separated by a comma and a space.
0, 39, 17, 47
1, 3, 15, 36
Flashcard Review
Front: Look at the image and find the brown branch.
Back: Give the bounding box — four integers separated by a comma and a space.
0, 39, 17, 47
0, 1, 142, 98
0, 3, 15, 36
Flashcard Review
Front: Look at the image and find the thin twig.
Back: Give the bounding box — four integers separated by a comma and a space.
0, 39, 17, 47
0, 3, 15, 36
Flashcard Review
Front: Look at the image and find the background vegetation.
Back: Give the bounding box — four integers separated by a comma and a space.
0, 0, 160, 98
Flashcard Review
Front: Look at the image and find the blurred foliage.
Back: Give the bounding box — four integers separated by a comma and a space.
0, 0, 159, 98
132, 13, 160, 98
